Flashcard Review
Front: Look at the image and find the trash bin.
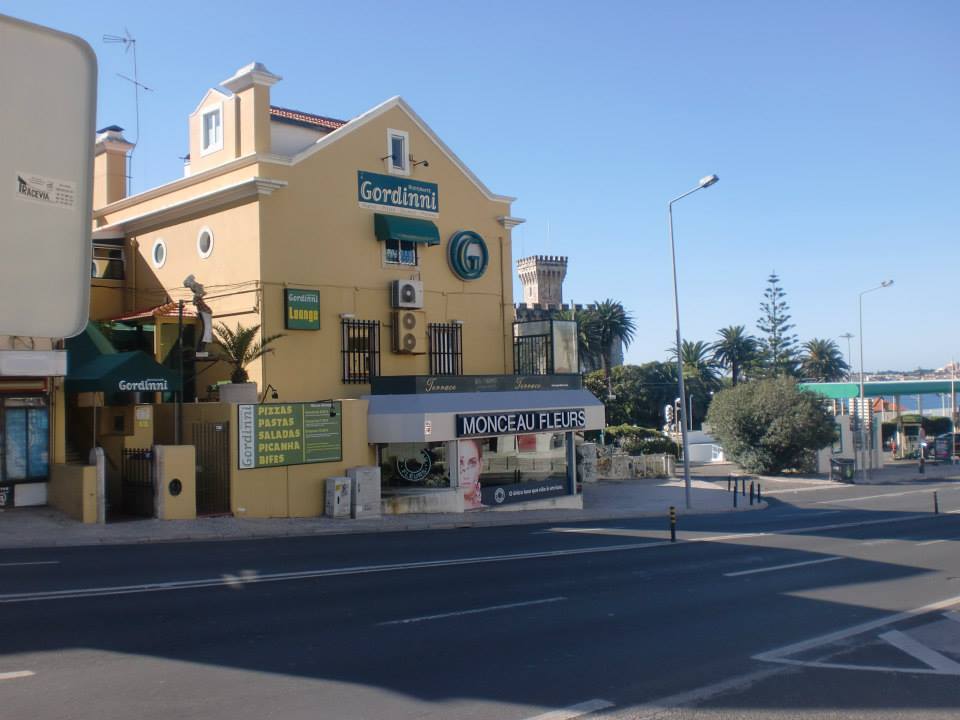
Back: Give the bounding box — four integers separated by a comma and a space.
830, 458, 856, 483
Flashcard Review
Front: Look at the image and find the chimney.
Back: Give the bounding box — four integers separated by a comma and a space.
93, 126, 134, 207
221, 62, 281, 157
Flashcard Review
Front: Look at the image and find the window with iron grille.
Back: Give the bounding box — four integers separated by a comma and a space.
341, 319, 380, 384
428, 323, 463, 375
513, 334, 553, 375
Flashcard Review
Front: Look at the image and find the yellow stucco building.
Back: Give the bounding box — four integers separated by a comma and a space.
77, 61, 603, 519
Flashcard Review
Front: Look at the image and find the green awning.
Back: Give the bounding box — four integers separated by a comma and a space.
374, 213, 440, 246
65, 323, 181, 394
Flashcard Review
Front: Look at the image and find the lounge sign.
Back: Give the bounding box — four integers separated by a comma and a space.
238, 402, 342, 469
284, 288, 320, 330
357, 170, 438, 218
456, 408, 586, 438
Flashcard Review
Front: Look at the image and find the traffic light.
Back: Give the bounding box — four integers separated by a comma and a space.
664, 404, 674, 425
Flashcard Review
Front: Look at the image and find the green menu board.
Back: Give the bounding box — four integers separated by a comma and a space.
237, 402, 342, 469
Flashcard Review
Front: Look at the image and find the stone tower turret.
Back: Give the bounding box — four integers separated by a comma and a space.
516, 255, 568, 309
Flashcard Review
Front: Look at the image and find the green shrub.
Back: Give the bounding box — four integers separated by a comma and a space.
706, 377, 835, 474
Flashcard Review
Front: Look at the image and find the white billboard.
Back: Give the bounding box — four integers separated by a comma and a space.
0, 14, 96, 338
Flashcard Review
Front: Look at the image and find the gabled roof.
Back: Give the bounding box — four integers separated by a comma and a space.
287, 96, 515, 204
270, 106, 346, 131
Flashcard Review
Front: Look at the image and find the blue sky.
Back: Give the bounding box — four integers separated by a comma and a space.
6, 1, 957, 372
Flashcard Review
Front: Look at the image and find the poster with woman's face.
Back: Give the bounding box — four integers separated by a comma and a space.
458, 439, 483, 510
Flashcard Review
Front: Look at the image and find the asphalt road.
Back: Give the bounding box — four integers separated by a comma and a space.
3, 478, 960, 719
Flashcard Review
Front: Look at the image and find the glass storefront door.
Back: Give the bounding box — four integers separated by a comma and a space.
1, 397, 50, 482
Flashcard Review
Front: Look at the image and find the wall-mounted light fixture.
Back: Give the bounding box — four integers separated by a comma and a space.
339, 313, 355, 320
411, 158, 429, 168
260, 384, 279, 402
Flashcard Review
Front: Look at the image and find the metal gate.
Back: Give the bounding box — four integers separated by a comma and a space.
121, 448, 154, 517
194, 422, 231, 515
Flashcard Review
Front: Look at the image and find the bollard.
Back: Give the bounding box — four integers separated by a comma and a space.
669, 506, 677, 542
728, 474, 732, 492
919, 456, 925, 475
733, 486, 738, 508
750, 481, 755, 505
757, 483, 762, 501
934, 492, 940, 514
742, 478, 747, 497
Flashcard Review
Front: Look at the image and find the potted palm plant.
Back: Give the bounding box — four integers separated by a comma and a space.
213, 322, 284, 403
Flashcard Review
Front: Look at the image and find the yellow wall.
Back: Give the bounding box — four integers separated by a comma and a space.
226, 399, 373, 518
154, 445, 197, 520
48, 463, 97, 523
256, 104, 514, 401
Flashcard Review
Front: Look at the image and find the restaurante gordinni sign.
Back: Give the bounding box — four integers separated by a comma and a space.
238, 402, 342, 469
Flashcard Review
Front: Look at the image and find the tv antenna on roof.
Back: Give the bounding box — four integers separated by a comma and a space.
103, 28, 153, 194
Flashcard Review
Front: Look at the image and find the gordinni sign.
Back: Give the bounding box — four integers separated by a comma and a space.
237, 402, 342, 469
357, 171, 439, 216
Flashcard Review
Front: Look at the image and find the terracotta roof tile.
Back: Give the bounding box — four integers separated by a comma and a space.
269, 105, 347, 131
106, 302, 198, 323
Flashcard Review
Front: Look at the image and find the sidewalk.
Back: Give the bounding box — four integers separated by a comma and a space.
0, 476, 761, 550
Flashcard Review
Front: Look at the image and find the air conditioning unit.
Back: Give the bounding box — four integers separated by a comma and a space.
391, 279, 424, 309
392, 310, 426, 354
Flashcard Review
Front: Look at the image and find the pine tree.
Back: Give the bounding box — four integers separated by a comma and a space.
757, 272, 798, 377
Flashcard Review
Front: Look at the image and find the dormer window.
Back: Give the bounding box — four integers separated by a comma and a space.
386, 129, 409, 175
201, 105, 223, 155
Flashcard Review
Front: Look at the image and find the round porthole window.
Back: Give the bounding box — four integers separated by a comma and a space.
197, 227, 214, 259
151, 238, 167, 268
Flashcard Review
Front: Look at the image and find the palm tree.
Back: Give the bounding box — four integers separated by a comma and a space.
712, 325, 760, 386
587, 299, 636, 395
214, 322, 285, 384
799, 338, 850, 382
668, 339, 722, 390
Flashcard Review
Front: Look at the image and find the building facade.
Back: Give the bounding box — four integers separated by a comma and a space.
77, 62, 603, 519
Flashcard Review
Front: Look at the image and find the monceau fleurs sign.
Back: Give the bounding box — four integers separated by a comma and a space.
456, 408, 586, 438
357, 171, 438, 218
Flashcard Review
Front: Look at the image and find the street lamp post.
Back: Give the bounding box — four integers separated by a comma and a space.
669, 174, 719, 510
858, 280, 893, 483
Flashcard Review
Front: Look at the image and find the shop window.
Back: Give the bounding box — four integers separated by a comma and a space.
1, 399, 49, 482
201, 106, 223, 155
428, 323, 463, 375
384, 237, 417, 266
380, 442, 451, 488
91, 245, 124, 279
458, 432, 569, 510
386, 128, 409, 175
341, 318, 380, 384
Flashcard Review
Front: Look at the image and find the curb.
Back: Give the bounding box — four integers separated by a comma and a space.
0, 500, 767, 551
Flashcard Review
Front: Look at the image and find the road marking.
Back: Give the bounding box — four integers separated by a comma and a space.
0, 561, 59, 568
861, 538, 895, 546
815, 488, 951, 504
879, 629, 960, 674
0, 511, 941, 604
754, 592, 960, 672
724, 556, 844, 577
0, 671, 34, 681
623, 667, 787, 718
918, 536, 960, 546
378, 597, 566, 626
768, 510, 845, 519
522, 698, 614, 720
